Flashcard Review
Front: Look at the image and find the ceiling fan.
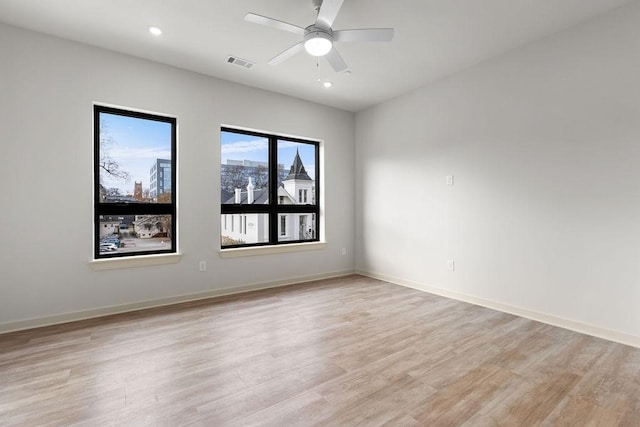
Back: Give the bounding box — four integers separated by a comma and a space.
244, 0, 394, 72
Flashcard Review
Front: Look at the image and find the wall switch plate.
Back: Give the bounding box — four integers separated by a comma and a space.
447, 260, 455, 271
199, 261, 206, 272
446, 175, 454, 185
341, 248, 347, 255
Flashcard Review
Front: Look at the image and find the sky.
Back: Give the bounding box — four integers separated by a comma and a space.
99, 112, 172, 194
221, 131, 317, 180
99, 118, 317, 195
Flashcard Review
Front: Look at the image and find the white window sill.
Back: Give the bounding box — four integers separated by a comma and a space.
219, 242, 327, 258
89, 253, 183, 271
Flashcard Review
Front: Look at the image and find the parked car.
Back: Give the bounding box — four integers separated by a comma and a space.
100, 238, 121, 247
99, 243, 118, 252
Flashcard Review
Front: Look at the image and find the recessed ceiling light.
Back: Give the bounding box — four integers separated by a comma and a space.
148, 26, 163, 36
323, 81, 333, 88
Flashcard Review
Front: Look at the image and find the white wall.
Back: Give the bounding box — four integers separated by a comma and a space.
356, 1, 640, 343
0, 23, 355, 329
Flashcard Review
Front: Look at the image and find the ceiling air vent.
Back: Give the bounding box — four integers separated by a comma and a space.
227, 56, 254, 69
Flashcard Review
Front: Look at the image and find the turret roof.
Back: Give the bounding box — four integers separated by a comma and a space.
284, 149, 312, 181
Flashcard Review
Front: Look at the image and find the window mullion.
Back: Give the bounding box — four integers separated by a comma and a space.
269, 136, 278, 244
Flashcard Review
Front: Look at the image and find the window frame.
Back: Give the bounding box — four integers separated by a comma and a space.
220, 127, 320, 249
94, 105, 177, 259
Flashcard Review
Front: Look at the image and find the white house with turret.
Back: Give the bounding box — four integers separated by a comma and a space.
221, 150, 316, 245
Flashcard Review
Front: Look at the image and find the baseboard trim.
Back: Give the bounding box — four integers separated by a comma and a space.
357, 269, 640, 349
0, 269, 355, 334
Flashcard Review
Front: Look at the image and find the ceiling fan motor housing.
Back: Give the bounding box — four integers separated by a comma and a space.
305, 25, 333, 40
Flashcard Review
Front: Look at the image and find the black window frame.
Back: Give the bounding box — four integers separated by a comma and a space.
221, 127, 320, 249
94, 105, 177, 259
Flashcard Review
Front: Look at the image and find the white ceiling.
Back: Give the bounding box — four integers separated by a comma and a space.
0, 0, 632, 112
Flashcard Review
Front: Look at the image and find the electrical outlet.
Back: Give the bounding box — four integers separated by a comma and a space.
447, 260, 455, 271
446, 175, 454, 185
341, 248, 347, 256
199, 261, 206, 272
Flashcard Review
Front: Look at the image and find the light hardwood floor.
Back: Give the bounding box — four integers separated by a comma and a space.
1, 275, 639, 426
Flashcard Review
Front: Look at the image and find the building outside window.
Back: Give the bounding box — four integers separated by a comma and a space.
220, 128, 319, 248
94, 105, 176, 258
149, 159, 171, 202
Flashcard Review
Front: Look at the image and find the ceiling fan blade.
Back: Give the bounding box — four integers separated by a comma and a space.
315, 0, 344, 29
325, 47, 347, 72
244, 13, 305, 35
268, 41, 306, 65
334, 28, 394, 42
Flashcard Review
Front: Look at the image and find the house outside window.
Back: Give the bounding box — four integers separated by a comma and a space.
94, 105, 176, 259
220, 128, 319, 248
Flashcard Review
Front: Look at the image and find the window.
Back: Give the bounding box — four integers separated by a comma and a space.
94, 105, 176, 259
220, 128, 319, 248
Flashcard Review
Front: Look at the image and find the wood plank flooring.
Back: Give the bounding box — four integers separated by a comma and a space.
1, 275, 639, 426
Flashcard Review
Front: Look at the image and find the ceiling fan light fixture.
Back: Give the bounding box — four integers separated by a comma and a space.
304, 32, 332, 56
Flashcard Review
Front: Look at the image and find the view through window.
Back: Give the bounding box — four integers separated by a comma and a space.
94, 105, 176, 258
221, 128, 319, 248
